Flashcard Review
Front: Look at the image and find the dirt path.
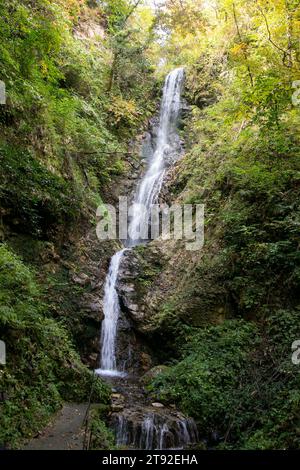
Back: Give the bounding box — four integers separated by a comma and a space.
24, 403, 88, 450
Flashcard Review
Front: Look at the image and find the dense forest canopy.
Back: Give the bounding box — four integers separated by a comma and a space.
0, 0, 300, 451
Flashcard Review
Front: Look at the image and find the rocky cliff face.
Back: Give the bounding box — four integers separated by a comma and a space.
116, 182, 232, 360
110, 95, 232, 361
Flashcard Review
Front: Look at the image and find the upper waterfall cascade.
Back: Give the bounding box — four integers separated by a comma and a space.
128, 67, 185, 245
96, 67, 185, 377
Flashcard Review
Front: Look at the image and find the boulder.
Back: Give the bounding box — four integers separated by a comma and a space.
72, 273, 90, 286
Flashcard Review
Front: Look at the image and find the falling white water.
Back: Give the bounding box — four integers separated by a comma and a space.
116, 415, 128, 446
141, 416, 156, 450
159, 423, 170, 450
128, 67, 185, 245
95, 249, 126, 377
113, 413, 198, 450
96, 68, 185, 377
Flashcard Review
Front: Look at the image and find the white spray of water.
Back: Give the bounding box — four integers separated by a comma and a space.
128, 67, 185, 245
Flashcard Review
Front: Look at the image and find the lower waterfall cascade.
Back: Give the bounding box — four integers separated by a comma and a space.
95, 249, 127, 377
114, 412, 199, 450
96, 67, 199, 449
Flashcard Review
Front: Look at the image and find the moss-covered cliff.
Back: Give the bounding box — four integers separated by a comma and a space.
0, 0, 157, 448
118, 57, 300, 449
1, 0, 300, 452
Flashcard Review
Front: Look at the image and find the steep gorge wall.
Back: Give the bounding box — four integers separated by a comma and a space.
116, 63, 300, 449
117, 71, 230, 355
0, 0, 157, 448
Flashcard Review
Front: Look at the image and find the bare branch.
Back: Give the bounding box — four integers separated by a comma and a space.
257, 5, 291, 68
259, 7, 286, 55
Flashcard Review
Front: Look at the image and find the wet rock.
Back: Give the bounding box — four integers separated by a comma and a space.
140, 352, 153, 371
90, 280, 103, 291
129, 304, 139, 313
39, 243, 61, 263
111, 393, 126, 413
87, 300, 102, 313
121, 284, 135, 294
55, 231, 119, 366
110, 406, 198, 450
72, 273, 90, 286
117, 247, 166, 331
88, 353, 98, 366
112, 394, 124, 401
111, 404, 125, 412
151, 403, 164, 409
80, 294, 103, 321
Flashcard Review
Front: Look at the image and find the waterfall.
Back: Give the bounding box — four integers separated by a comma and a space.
128, 67, 185, 245
95, 67, 199, 450
178, 419, 199, 446
116, 415, 128, 447
113, 413, 198, 450
96, 67, 185, 377
95, 249, 126, 377
141, 416, 156, 450
159, 423, 170, 450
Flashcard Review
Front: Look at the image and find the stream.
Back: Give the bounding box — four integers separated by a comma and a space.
96, 68, 198, 450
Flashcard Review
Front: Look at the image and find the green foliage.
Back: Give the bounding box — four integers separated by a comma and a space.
106, 30, 157, 136
88, 406, 115, 450
0, 0, 156, 239
1, 0, 299, 453
135, 246, 164, 291
176, 53, 300, 315
151, 321, 257, 415
147, 0, 300, 451
151, 318, 300, 449
0, 0, 156, 448
0, 244, 110, 448
157, 47, 300, 448
101, 0, 132, 32
0, 145, 79, 237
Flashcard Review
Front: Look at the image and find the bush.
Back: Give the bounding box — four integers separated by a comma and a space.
0, 145, 79, 237
0, 244, 110, 448
150, 314, 300, 449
